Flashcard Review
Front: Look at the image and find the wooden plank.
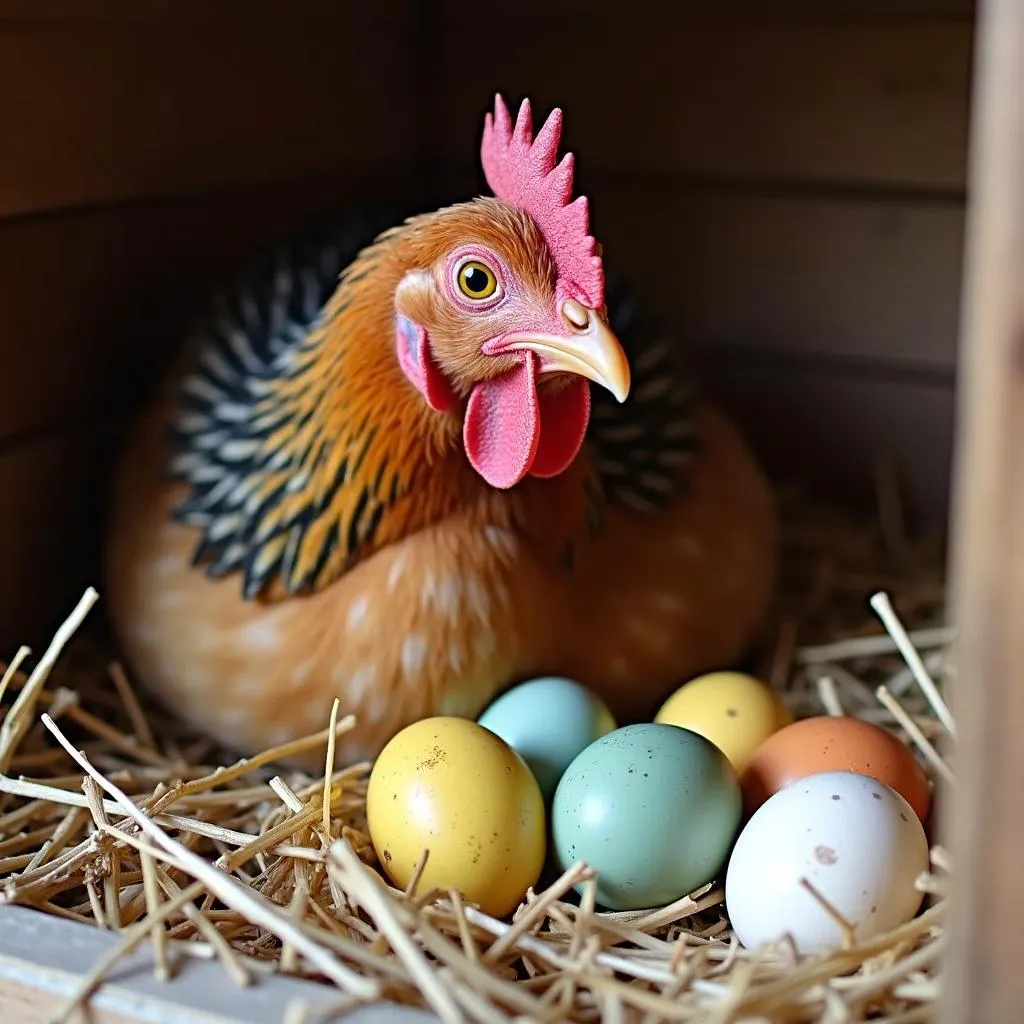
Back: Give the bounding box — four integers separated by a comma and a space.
441, 0, 976, 14
0, 0, 412, 22
0, 0, 976, 21
0, 15, 417, 218
431, 17, 972, 190
699, 355, 956, 527
0, 173, 413, 442
0, 904, 438, 1024
940, 1, 1024, 1021
589, 183, 965, 372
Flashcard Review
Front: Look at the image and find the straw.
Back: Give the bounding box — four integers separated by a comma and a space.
0, 485, 954, 1023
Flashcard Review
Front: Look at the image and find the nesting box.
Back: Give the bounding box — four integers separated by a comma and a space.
0, 0, 1016, 1021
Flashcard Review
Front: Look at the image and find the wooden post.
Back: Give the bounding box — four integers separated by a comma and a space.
942, 2, 1024, 1022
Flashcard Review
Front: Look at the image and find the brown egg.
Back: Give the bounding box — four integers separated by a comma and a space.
740, 715, 932, 823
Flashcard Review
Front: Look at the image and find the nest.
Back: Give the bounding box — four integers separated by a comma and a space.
0, 478, 953, 1024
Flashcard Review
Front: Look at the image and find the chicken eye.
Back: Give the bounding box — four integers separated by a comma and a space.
456, 260, 498, 300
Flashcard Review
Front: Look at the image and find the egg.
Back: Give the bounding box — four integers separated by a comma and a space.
551, 722, 741, 910
366, 716, 546, 917
725, 770, 929, 955
477, 676, 617, 801
654, 671, 792, 773
740, 714, 932, 821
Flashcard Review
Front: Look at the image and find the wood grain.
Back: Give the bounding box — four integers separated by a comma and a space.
941, 1, 1024, 1020
431, 16, 973, 190
0, 14, 417, 218
593, 183, 965, 371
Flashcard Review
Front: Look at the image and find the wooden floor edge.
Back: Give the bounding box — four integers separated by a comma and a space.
0, 904, 438, 1024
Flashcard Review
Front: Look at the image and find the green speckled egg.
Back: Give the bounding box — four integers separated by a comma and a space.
552, 722, 742, 910
477, 677, 616, 802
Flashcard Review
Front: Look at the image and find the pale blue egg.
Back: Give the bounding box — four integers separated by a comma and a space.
476, 677, 616, 802
552, 722, 742, 910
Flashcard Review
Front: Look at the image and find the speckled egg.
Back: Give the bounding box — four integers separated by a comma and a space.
654, 671, 792, 773
740, 714, 932, 822
366, 716, 546, 917
551, 722, 742, 910
477, 676, 617, 801
725, 770, 930, 955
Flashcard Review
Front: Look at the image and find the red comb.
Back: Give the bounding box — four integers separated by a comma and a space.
480, 94, 604, 308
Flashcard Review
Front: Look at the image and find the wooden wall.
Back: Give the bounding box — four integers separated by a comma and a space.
0, 0, 974, 646
0, 0, 423, 643
425, 0, 974, 530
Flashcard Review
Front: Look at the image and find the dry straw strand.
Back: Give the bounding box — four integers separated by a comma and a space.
40, 712, 381, 1001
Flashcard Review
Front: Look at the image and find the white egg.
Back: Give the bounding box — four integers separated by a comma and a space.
725, 770, 929, 955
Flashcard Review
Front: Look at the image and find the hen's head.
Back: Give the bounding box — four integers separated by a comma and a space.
389, 95, 631, 490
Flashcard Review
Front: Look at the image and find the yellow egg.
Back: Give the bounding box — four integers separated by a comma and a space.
654, 671, 792, 773
366, 716, 546, 917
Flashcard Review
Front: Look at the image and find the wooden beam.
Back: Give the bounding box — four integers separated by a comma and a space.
941, 1, 1024, 1021
431, 17, 973, 191
0, 16, 417, 219
0, 904, 438, 1024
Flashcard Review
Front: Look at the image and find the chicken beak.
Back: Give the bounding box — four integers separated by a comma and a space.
499, 299, 631, 403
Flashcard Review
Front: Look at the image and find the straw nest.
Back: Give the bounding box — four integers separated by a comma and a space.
0, 479, 953, 1024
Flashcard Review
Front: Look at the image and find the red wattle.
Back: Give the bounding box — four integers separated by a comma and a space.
463, 355, 592, 489
529, 375, 591, 479
463, 354, 541, 489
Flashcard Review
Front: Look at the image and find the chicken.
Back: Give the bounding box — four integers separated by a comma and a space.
103, 95, 778, 768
